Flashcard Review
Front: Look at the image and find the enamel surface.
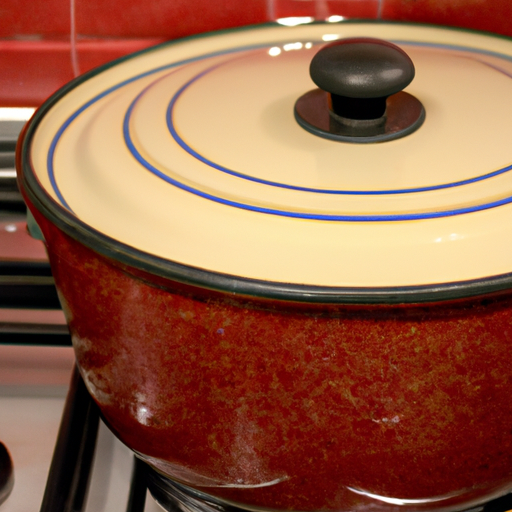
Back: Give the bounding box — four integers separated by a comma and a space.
29, 22, 512, 287
35, 213, 512, 512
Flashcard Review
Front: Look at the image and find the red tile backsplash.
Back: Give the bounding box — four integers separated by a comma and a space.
5, 0, 510, 40
1, 0, 511, 107
0, 0, 268, 39
382, 0, 512, 37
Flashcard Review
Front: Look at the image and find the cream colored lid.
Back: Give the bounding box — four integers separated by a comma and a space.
28, 22, 512, 288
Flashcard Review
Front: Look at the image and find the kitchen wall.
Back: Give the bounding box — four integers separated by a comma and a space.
2, 0, 511, 106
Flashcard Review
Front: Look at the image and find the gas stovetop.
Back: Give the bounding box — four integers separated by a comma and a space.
0, 112, 162, 512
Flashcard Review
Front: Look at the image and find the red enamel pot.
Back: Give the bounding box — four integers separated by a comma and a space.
17, 20, 512, 512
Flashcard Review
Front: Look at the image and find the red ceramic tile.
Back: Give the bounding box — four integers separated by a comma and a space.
269, 0, 380, 20
2, 0, 268, 40
74, 0, 268, 39
75, 37, 165, 75
0, 41, 74, 107
0, 0, 70, 38
326, 0, 381, 19
0, 38, 164, 107
382, 0, 512, 37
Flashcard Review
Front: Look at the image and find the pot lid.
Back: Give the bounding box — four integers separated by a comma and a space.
21, 21, 512, 300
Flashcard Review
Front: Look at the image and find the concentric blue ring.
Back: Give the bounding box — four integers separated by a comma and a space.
163, 47, 512, 196
48, 37, 512, 221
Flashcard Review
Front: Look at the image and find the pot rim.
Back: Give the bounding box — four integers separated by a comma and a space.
17, 20, 512, 305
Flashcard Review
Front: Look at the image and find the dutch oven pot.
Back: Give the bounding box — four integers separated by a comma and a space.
17, 21, 512, 512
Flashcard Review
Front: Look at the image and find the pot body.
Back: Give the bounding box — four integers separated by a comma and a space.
26, 200, 512, 512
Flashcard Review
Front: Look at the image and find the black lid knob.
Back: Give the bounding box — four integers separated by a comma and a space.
310, 38, 415, 120
310, 37, 415, 99
294, 36, 425, 143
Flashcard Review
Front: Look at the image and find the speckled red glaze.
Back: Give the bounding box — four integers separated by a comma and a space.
22, 200, 512, 512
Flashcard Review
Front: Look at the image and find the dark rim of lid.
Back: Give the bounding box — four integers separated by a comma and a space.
17, 21, 512, 305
